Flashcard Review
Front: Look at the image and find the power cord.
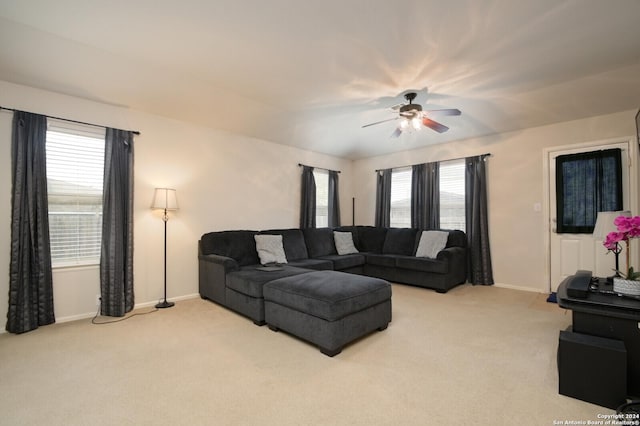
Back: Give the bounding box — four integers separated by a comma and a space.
91, 299, 159, 325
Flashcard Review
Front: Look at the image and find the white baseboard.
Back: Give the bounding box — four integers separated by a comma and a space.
493, 282, 548, 294
135, 293, 201, 309
46, 293, 202, 326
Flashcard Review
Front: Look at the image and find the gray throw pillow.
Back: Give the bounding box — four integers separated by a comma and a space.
415, 230, 448, 259
334, 231, 358, 255
254, 234, 287, 265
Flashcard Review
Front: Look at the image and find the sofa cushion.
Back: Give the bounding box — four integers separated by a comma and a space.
318, 253, 366, 270
200, 230, 259, 267
226, 266, 311, 298
303, 228, 337, 258
366, 253, 399, 268
287, 258, 334, 271
260, 229, 309, 261
396, 256, 448, 274
415, 230, 449, 259
263, 270, 391, 321
255, 234, 288, 265
334, 231, 358, 255
355, 226, 387, 253
382, 228, 419, 255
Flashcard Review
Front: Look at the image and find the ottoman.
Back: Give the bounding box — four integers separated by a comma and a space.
263, 270, 392, 356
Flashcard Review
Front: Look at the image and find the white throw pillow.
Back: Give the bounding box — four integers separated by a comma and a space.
254, 234, 287, 265
415, 230, 449, 259
334, 231, 358, 255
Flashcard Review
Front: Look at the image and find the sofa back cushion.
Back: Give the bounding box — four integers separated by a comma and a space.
445, 229, 467, 248
382, 228, 419, 255
259, 229, 309, 261
200, 230, 259, 266
303, 228, 337, 258
354, 226, 387, 253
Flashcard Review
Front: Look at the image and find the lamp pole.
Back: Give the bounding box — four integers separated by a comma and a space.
156, 207, 174, 308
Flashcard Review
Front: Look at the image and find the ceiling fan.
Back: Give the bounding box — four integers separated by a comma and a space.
362, 92, 461, 137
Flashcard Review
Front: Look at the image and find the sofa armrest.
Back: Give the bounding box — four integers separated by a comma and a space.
198, 254, 239, 304
198, 253, 239, 271
436, 246, 463, 261
437, 246, 467, 280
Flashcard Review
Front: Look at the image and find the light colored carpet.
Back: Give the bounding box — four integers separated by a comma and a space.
0, 284, 613, 425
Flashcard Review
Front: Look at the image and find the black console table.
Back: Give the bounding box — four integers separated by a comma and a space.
557, 273, 640, 408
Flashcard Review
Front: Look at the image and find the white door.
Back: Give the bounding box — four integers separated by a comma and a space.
548, 141, 631, 292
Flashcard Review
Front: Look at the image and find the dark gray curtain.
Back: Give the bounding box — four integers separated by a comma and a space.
411, 162, 439, 229
375, 169, 392, 228
7, 111, 55, 333
426, 162, 440, 229
328, 170, 341, 228
100, 128, 135, 317
411, 164, 426, 229
465, 155, 493, 285
300, 166, 316, 228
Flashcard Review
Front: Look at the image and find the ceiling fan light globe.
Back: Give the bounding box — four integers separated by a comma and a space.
400, 119, 409, 129
411, 117, 421, 130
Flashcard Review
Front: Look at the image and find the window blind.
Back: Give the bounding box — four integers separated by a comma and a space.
313, 169, 329, 227
439, 159, 466, 230
390, 167, 412, 228
46, 119, 106, 267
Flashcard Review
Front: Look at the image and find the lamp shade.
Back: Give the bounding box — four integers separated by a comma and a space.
151, 188, 178, 211
593, 210, 630, 239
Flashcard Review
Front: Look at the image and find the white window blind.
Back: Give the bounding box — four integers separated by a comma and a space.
390, 167, 412, 228
439, 159, 466, 230
313, 169, 329, 227
45, 119, 106, 267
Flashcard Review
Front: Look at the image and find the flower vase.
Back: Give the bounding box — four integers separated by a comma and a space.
613, 277, 640, 297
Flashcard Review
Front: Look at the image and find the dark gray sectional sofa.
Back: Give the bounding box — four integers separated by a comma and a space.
198, 226, 467, 325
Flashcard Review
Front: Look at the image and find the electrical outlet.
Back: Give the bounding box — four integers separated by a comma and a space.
96, 295, 101, 307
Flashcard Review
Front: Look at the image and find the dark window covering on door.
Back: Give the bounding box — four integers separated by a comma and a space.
556, 148, 622, 234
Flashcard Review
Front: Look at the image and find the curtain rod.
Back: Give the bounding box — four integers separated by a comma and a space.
0, 106, 141, 135
374, 153, 491, 173
298, 163, 341, 173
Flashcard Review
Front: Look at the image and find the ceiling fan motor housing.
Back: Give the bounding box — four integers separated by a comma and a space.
399, 103, 422, 116
400, 92, 422, 117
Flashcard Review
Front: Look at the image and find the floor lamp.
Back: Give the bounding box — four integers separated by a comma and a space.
151, 188, 179, 308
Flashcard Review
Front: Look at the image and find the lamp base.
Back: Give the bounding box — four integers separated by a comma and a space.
155, 300, 175, 309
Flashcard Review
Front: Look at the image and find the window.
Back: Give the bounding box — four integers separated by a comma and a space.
313, 169, 329, 227
46, 119, 105, 267
439, 159, 466, 230
390, 167, 412, 228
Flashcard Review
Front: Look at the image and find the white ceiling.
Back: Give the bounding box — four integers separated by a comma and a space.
1, 0, 639, 159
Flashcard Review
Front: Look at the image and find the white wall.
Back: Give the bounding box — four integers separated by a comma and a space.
0, 80, 353, 326
1, 79, 637, 329
352, 110, 639, 292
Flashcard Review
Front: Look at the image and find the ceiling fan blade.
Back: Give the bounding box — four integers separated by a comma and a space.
391, 127, 403, 138
362, 117, 398, 128
422, 117, 449, 133
425, 108, 461, 116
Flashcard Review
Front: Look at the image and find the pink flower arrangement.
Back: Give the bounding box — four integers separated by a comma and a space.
603, 215, 640, 280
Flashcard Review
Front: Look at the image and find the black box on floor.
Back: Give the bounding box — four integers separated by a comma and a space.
558, 328, 627, 409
